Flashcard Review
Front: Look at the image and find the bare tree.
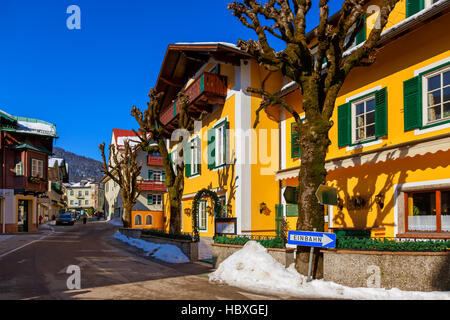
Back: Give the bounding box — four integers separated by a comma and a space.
228, 0, 400, 276
131, 89, 193, 234
99, 140, 142, 228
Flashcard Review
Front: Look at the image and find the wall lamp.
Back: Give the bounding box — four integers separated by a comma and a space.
375, 193, 385, 209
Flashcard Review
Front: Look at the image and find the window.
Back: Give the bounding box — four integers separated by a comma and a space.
31, 159, 44, 178
423, 67, 450, 125
85, 200, 89, 205
15, 162, 24, 176
404, 65, 450, 131
70, 190, 74, 196
291, 122, 301, 158
78, 191, 82, 197
338, 88, 387, 147
218, 195, 227, 217
405, 189, 450, 233
134, 214, 142, 226
352, 95, 376, 143
207, 120, 228, 169
147, 194, 162, 205
70, 200, 74, 205
149, 170, 165, 181
145, 215, 153, 226
186, 137, 201, 177
406, 0, 439, 18
198, 200, 207, 231
85, 190, 89, 196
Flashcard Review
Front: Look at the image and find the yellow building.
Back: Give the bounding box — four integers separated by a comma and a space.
156, 0, 450, 241
276, 0, 450, 239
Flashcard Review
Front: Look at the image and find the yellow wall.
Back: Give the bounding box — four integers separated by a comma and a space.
132, 211, 164, 229
279, 10, 450, 236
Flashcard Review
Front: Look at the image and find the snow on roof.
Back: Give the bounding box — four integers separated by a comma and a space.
174, 42, 243, 51
209, 241, 450, 300
116, 135, 141, 147
48, 157, 65, 167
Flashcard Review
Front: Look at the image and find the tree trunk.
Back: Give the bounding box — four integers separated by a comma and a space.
122, 204, 133, 228
295, 129, 329, 279
168, 187, 181, 234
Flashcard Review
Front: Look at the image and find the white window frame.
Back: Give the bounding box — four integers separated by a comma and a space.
152, 194, 162, 205
15, 162, 24, 176
190, 136, 200, 176
422, 65, 450, 126
215, 123, 226, 167
351, 94, 376, 144
31, 158, 44, 178
198, 200, 207, 231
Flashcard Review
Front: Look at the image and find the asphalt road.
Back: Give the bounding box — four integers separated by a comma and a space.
0, 220, 295, 300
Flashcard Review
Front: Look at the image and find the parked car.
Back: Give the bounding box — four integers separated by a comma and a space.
56, 213, 75, 226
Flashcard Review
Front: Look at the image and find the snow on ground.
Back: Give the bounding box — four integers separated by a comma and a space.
209, 241, 450, 300
113, 232, 189, 263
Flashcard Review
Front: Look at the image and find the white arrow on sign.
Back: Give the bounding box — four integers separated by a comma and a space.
322, 234, 334, 247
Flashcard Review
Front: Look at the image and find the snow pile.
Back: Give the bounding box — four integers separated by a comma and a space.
209, 241, 450, 300
113, 232, 189, 264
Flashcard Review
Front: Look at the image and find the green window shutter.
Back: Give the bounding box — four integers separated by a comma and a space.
207, 129, 216, 169
355, 14, 366, 45
286, 205, 298, 217
290, 122, 301, 158
406, 0, 424, 18
338, 102, 352, 147
147, 194, 153, 205
195, 137, 201, 175
403, 76, 422, 131
161, 170, 166, 182
173, 102, 177, 118
148, 170, 154, 180
185, 141, 191, 178
375, 87, 388, 138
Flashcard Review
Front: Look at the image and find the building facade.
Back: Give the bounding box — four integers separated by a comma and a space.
275, 0, 450, 239
155, 0, 450, 241
0, 109, 57, 233
65, 181, 104, 214
103, 128, 167, 229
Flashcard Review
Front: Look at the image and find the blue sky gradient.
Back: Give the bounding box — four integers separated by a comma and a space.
0, 0, 343, 161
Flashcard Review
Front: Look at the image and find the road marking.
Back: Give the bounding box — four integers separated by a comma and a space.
0, 233, 52, 260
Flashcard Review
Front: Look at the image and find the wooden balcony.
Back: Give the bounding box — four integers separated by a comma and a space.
13, 176, 47, 194
147, 154, 163, 166
138, 180, 167, 192
160, 72, 227, 131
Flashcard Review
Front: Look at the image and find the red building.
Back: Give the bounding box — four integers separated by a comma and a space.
0, 110, 57, 233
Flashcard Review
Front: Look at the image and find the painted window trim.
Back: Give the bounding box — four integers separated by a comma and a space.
213, 116, 228, 168
189, 134, 201, 177
420, 63, 450, 128
145, 214, 153, 226
134, 214, 143, 226
198, 200, 208, 232
349, 91, 378, 146
30, 158, 44, 178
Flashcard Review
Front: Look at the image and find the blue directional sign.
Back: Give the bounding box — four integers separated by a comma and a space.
288, 230, 336, 248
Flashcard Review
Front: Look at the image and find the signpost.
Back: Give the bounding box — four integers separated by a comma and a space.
315, 185, 338, 206
288, 230, 336, 282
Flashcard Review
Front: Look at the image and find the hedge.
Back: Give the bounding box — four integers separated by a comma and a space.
141, 229, 194, 241
336, 237, 450, 252
213, 235, 285, 249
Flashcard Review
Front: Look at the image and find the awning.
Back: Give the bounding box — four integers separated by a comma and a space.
276, 134, 450, 180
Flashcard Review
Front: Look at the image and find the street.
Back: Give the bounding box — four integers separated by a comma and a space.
0, 220, 294, 300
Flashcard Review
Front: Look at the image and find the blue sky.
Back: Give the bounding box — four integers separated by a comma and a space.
0, 0, 343, 161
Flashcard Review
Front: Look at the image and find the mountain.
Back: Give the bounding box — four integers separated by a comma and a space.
52, 147, 104, 183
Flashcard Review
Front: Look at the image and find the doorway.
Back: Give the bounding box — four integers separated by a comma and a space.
18, 199, 30, 232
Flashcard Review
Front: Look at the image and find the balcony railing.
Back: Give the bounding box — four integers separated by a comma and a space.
138, 180, 167, 192
160, 72, 228, 126
147, 154, 163, 166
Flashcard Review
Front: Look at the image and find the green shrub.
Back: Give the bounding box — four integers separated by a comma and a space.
336, 237, 450, 252
213, 235, 285, 248
141, 229, 194, 241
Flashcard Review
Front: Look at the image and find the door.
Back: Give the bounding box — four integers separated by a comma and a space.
275, 204, 284, 237
18, 200, 29, 232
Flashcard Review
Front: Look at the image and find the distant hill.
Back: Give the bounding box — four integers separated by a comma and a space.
53, 147, 104, 183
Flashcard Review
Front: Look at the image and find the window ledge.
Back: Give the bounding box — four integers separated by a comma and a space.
396, 233, 450, 240
346, 139, 382, 151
